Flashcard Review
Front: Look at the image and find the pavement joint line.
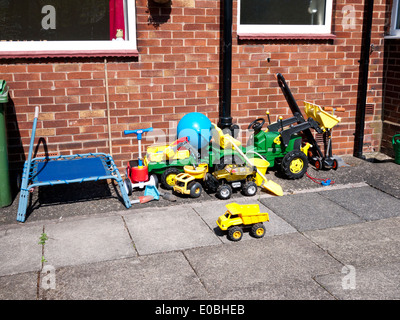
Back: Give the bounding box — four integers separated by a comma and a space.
120, 215, 139, 256
191, 206, 225, 245
181, 250, 210, 294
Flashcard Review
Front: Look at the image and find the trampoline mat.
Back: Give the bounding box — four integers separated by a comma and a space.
33, 157, 109, 183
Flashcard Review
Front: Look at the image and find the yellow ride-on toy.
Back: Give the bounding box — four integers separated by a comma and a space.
216, 203, 270, 241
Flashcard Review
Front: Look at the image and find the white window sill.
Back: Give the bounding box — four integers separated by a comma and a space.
238, 33, 336, 40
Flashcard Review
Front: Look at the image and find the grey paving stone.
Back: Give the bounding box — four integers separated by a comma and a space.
0, 224, 43, 276
40, 252, 208, 300
44, 215, 136, 268
315, 262, 400, 300
0, 271, 39, 300
183, 232, 342, 296
305, 217, 400, 268
318, 186, 400, 221
123, 205, 221, 255
259, 192, 363, 232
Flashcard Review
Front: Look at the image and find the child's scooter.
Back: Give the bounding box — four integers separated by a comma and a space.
123, 128, 158, 195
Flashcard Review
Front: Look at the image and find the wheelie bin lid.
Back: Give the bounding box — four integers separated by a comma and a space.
0, 80, 8, 103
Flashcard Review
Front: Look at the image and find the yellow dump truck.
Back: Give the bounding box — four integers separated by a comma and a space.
216, 203, 269, 241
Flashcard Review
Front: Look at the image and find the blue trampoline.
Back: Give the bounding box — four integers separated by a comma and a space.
17, 107, 131, 222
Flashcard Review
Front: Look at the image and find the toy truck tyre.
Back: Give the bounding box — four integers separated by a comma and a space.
188, 181, 202, 198
242, 181, 257, 196
250, 223, 265, 238
228, 226, 243, 241
281, 150, 308, 179
216, 184, 232, 200
161, 167, 181, 190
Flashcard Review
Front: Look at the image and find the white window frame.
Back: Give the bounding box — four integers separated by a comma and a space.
386, 0, 400, 38
0, 0, 137, 57
237, 0, 333, 35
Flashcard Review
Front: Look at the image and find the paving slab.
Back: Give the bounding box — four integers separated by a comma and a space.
259, 192, 363, 232
39, 252, 208, 300
304, 217, 400, 268
318, 186, 400, 221
191, 197, 296, 243
0, 271, 39, 300
183, 233, 342, 297
315, 262, 400, 300
0, 224, 43, 276
44, 215, 136, 268
122, 205, 221, 255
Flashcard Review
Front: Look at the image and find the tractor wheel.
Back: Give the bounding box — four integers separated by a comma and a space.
188, 181, 202, 198
281, 150, 308, 179
161, 167, 181, 190
216, 184, 232, 200
242, 181, 257, 196
228, 226, 243, 241
250, 223, 265, 238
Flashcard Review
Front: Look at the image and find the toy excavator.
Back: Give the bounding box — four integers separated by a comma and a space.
271, 73, 344, 170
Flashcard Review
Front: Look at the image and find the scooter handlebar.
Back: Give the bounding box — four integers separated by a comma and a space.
124, 127, 153, 140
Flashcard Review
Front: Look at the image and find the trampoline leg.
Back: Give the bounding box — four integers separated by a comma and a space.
17, 189, 29, 222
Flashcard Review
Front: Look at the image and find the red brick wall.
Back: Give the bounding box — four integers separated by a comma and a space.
382, 39, 400, 157
1, 0, 389, 174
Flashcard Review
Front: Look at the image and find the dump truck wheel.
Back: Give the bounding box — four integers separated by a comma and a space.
228, 226, 243, 241
250, 223, 265, 238
216, 184, 232, 200
281, 150, 308, 179
161, 167, 181, 190
242, 181, 257, 196
188, 181, 202, 198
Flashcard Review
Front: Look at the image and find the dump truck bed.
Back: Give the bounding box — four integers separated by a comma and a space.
225, 203, 269, 225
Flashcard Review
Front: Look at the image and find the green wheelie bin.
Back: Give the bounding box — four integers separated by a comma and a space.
0, 80, 11, 207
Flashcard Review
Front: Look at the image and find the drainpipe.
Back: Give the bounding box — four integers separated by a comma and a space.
354, 0, 374, 159
218, 0, 234, 133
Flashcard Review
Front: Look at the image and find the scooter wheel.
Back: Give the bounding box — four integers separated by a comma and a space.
123, 179, 133, 196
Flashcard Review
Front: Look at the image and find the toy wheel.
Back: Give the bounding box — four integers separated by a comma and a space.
228, 226, 243, 241
204, 173, 219, 192
188, 181, 202, 198
149, 174, 159, 188
332, 158, 338, 170
250, 223, 265, 238
281, 150, 308, 179
216, 184, 232, 200
242, 181, 257, 196
314, 158, 322, 170
161, 167, 181, 190
123, 178, 133, 196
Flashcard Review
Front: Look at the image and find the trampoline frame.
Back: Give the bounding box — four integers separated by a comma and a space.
17, 107, 131, 222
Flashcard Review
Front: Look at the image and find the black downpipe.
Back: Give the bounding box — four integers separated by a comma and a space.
354, 0, 374, 159
218, 0, 233, 131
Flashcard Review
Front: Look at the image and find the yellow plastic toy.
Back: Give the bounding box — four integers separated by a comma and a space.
211, 123, 241, 149
216, 203, 269, 241
303, 101, 341, 132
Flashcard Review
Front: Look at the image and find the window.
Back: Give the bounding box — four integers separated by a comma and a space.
237, 0, 334, 38
387, 0, 400, 38
0, 0, 137, 58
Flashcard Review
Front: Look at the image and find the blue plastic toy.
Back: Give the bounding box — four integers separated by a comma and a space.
177, 112, 212, 150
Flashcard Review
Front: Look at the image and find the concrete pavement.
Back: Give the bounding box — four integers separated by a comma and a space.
0, 154, 400, 301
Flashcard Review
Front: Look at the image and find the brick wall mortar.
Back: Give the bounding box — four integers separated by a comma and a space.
1, 0, 389, 171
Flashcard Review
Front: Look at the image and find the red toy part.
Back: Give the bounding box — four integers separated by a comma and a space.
127, 161, 149, 183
